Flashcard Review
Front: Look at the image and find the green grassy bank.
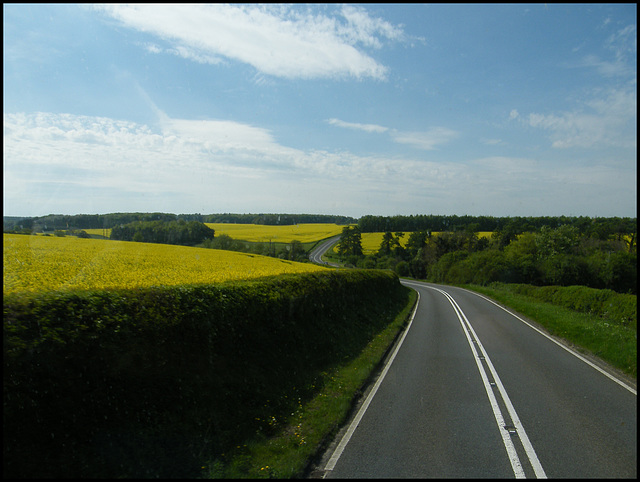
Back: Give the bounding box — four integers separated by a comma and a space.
464, 283, 637, 379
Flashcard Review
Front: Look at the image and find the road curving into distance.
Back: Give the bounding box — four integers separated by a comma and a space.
308, 235, 341, 267
313, 280, 636, 478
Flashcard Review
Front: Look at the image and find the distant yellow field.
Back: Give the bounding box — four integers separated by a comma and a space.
335, 231, 494, 255
3, 234, 329, 295
205, 223, 347, 243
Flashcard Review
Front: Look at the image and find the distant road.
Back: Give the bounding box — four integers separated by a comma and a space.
315, 280, 637, 478
308, 235, 341, 267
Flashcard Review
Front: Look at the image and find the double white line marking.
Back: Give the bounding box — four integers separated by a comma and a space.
325, 283, 546, 477
431, 286, 546, 479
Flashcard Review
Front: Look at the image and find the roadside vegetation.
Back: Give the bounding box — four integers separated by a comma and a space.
329, 216, 636, 295
463, 283, 636, 378
4, 270, 414, 478
203, 288, 418, 479
325, 216, 637, 381
3, 212, 636, 478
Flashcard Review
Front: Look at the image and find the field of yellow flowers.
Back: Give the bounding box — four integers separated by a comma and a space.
339, 231, 495, 255
3, 234, 329, 295
204, 223, 346, 243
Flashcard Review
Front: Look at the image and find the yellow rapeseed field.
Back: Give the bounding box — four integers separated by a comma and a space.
3, 234, 329, 295
205, 223, 347, 243
336, 231, 495, 255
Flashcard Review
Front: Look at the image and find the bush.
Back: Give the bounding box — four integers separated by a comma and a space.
394, 260, 410, 277
4, 270, 409, 478
489, 283, 636, 329
429, 250, 469, 283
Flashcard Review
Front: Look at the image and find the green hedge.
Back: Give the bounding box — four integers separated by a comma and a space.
3, 269, 408, 478
488, 283, 636, 329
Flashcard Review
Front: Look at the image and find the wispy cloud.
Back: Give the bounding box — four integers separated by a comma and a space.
391, 127, 459, 150
578, 54, 633, 78
94, 4, 408, 80
526, 88, 636, 149
328, 118, 459, 150
572, 24, 636, 78
327, 118, 388, 133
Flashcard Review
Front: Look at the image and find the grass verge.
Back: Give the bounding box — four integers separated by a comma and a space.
462, 284, 637, 379
202, 288, 418, 478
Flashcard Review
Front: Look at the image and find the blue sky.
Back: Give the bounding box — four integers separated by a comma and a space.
3, 4, 637, 219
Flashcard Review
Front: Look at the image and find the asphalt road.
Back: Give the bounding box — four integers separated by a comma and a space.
308, 235, 341, 267
314, 280, 637, 478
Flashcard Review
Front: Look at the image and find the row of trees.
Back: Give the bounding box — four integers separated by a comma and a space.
336, 224, 637, 294
358, 214, 636, 239
199, 235, 309, 262
110, 220, 214, 247
4, 212, 357, 232
203, 213, 356, 225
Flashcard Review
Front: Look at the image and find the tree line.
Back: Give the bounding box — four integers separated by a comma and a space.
202, 213, 357, 225
199, 235, 309, 262
358, 214, 636, 238
110, 220, 214, 247
4, 212, 357, 232
336, 223, 637, 295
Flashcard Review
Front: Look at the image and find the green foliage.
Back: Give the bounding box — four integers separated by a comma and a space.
357, 214, 636, 237
110, 219, 214, 246
468, 284, 636, 377
429, 250, 469, 283
394, 260, 410, 277
378, 231, 398, 256
3, 212, 357, 232
199, 235, 310, 262
488, 283, 636, 329
336, 225, 363, 258
3, 270, 407, 478
331, 221, 636, 294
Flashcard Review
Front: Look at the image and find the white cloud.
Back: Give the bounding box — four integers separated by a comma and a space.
579, 54, 633, 78
4, 112, 635, 218
391, 127, 459, 150
94, 4, 407, 80
526, 88, 636, 149
327, 118, 388, 133
327, 118, 459, 150
482, 138, 503, 146
573, 24, 636, 78
338, 4, 406, 48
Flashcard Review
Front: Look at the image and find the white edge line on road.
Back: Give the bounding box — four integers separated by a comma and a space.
460, 287, 637, 396
402, 281, 636, 396
323, 290, 421, 472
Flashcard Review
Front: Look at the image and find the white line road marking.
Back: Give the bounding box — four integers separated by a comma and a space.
459, 287, 637, 396
324, 282, 549, 477
431, 286, 546, 479
323, 291, 421, 472
433, 287, 526, 478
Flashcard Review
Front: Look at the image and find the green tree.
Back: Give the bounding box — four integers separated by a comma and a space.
535, 225, 580, 257
337, 226, 363, 258
378, 231, 399, 256
405, 230, 430, 258
287, 240, 304, 261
